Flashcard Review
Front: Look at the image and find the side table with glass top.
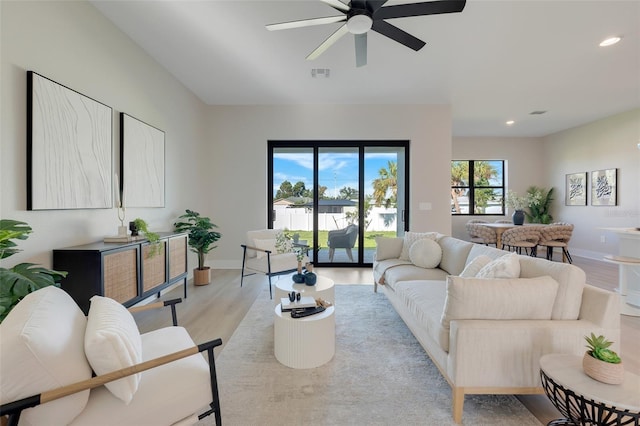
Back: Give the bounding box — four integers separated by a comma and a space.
539, 354, 640, 426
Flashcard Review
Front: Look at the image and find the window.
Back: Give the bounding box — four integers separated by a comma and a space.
451, 160, 504, 215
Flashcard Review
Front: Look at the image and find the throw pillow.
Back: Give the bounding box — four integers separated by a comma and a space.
459, 255, 492, 277
440, 275, 559, 328
475, 252, 520, 279
85, 295, 143, 404
253, 238, 277, 259
409, 238, 442, 269
0, 286, 92, 425
375, 237, 404, 261
399, 231, 438, 261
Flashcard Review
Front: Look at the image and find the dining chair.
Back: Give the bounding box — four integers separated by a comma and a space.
501, 226, 541, 256
538, 223, 574, 263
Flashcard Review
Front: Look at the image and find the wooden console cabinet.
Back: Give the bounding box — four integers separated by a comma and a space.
53, 232, 188, 313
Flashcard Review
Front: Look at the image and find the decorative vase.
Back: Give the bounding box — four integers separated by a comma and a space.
129, 221, 139, 236
304, 272, 317, 286
292, 273, 305, 284
582, 352, 624, 384
297, 260, 303, 275
512, 210, 525, 226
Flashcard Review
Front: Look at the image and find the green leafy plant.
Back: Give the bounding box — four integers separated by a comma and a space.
173, 210, 221, 270
0, 219, 67, 322
585, 333, 622, 364
133, 218, 161, 256
525, 186, 554, 224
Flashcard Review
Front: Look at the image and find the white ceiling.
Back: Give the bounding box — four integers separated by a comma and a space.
90, 0, 640, 137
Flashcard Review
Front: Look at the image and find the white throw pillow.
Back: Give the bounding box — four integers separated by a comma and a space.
85, 295, 143, 404
409, 238, 442, 269
253, 238, 277, 259
476, 252, 521, 279
0, 286, 92, 425
459, 255, 492, 277
375, 237, 404, 261
440, 275, 559, 328
399, 231, 438, 261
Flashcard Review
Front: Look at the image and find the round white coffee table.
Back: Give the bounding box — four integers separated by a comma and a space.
274, 274, 335, 304
274, 304, 335, 369
540, 354, 640, 425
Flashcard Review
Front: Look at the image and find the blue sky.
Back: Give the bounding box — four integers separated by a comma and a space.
273, 151, 398, 198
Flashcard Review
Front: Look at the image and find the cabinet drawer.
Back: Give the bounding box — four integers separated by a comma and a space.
103, 248, 138, 303
142, 241, 167, 293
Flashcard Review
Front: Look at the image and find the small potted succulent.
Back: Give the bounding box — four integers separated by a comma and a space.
582, 333, 624, 384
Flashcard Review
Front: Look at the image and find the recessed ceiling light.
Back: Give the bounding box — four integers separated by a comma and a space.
599, 36, 621, 47
506, 120, 515, 126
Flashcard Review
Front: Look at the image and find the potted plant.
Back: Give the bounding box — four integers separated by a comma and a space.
131, 218, 161, 256
582, 333, 624, 384
525, 186, 554, 224
0, 219, 67, 322
174, 210, 221, 286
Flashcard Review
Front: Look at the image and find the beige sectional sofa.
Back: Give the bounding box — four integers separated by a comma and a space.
373, 233, 620, 423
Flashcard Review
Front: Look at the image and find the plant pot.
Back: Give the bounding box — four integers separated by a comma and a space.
512, 210, 525, 225
582, 351, 624, 384
193, 267, 211, 286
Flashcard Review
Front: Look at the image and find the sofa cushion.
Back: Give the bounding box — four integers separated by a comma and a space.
409, 238, 442, 269
399, 231, 438, 261
519, 256, 585, 320
85, 295, 143, 404
459, 255, 492, 277
0, 286, 92, 426
253, 238, 277, 259
384, 264, 449, 291
438, 236, 474, 275
246, 229, 281, 258
392, 280, 451, 352
375, 236, 404, 261
441, 275, 559, 329
476, 252, 520, 279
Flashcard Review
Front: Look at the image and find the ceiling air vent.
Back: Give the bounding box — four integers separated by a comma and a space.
530, 110, 547, 115
311, 68, 330, 78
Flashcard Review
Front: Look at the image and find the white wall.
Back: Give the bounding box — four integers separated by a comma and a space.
542, 109, 640, 259
451, 137, 547, 239
1, 1, 209, 272
205, 105, 452, 268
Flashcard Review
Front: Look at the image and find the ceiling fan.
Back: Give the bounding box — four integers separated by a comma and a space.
266, 0, 467, 67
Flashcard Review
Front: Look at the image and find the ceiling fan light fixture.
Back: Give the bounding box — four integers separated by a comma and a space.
599, 36, 621, 47
347, 15, 372, 34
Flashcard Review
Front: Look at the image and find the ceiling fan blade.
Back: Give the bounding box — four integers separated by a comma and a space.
365, 0, 389, 13
371, 19, 426, 51
266, 16, 346, 31
355, 33, 367, 67
321, 0, 350, 13
306, 24, 350, 61
374, 0, 466, 20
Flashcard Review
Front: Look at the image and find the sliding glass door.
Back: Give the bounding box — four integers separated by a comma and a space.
269, 141, 408, 267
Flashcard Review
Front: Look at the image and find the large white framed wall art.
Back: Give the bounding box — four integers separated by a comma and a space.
120, 113, 165, 208
27, 71, 113, 210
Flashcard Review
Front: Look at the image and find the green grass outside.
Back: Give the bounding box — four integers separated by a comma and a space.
287, 230, 396, 249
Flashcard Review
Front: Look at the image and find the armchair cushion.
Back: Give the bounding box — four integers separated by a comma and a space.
85, 295, 142, 404
253, 238, 277, 259
0, 286, 92, 426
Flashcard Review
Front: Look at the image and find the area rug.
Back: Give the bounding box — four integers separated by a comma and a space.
199, 284, 542, 426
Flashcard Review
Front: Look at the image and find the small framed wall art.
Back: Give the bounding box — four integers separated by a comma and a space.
591, 168, 617, 206
27, 71, 113, 210
120, 113, 165, 208
565, 172, 587, 206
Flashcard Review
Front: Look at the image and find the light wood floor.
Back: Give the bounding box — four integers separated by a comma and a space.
132, 257, 639, 425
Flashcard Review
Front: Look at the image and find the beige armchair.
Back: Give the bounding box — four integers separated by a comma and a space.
241, 229, 308, 298
0, 286, 222, 426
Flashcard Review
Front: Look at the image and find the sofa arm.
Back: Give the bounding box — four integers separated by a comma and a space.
0, 338, 223, 425
579, 284, 620, 330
